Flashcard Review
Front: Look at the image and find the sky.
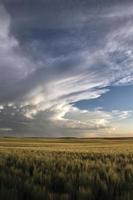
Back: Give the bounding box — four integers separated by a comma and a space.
0, 0, 133, 137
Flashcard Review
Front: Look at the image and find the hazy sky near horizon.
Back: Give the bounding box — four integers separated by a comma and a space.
0, 0, 133, 137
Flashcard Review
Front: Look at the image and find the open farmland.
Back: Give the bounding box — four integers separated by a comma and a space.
0, 137, 133, 200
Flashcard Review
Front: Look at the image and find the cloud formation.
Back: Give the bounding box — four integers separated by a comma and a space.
0, 1, 133, 136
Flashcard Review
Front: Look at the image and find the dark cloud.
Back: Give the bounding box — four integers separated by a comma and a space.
0, 1, 133, 136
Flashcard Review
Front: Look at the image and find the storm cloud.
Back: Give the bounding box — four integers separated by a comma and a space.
0, 0, 133, 136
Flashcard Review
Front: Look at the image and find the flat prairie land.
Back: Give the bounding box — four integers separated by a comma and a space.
0, 137, 133, 200
0, 137, 133, 152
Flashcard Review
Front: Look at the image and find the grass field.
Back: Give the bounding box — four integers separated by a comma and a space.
0, 137, 133, 200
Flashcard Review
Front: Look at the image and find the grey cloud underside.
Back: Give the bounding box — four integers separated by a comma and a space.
0, 105, 111, 137
0, 0, 133, 136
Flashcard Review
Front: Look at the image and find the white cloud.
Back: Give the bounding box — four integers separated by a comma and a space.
0, 4, 37, 103
0, 105, 4, 110
0, 2, 133, 136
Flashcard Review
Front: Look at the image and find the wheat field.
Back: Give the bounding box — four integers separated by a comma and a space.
0, 138, 133, 200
